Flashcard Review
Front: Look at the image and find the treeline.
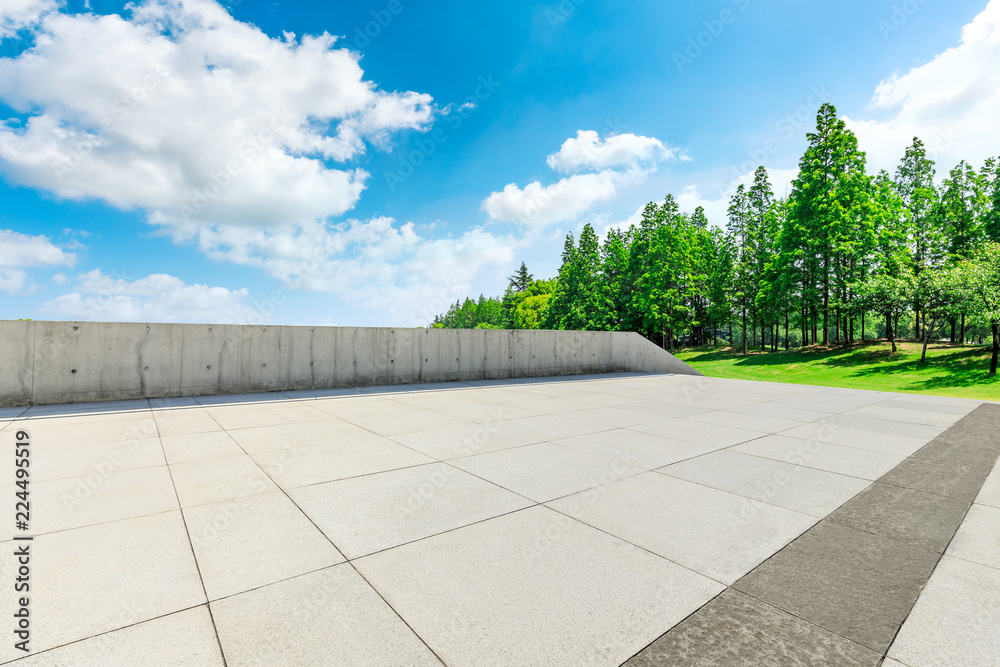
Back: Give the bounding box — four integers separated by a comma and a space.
432, 103, 1000, 374
432, 264, 556, 330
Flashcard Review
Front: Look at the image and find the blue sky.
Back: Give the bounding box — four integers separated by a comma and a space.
1, 0, 998, 326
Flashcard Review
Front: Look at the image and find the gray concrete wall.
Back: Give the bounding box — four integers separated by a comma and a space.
0, 320, 701, 406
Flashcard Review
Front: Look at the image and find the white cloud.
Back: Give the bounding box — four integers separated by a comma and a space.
482, 129, 681, 227
0, 228, 76, 294
39, 270, 260, 323
546, 130, 682, 173
482, 169, 641, 227
845, 0, 1000, 174
0, 0, 434, 230
0, 0, 58, 37
0, 228, 75, 268
0, 269, 27, 293
186, 217, 516, 324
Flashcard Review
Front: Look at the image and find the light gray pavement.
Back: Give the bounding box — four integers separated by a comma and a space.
0, 373, 992, 666
886, 429, 1000, 667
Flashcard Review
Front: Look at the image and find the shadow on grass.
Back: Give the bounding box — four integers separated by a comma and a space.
679, 341, 1000, 392
848, 345, 999, 391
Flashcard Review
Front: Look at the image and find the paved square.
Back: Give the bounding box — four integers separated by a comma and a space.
0, 372, 994, 666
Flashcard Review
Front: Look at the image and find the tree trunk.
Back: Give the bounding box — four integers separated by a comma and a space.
823, 271, 830, 346
961, 313, 965, 344
801, 305, 808, 348
785, 310, 790, 350
861, 314, 865, 342
920, 317, 931, 363
915, 309, 920, 340
991, 321, 999, 376
812, 305, 818, 345
729, 321, 733, 349
950, 319, 956, 344
741, 314, 747, 355
887, 311, 896, 353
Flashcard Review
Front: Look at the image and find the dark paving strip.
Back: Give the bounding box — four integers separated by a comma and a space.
624, 403, 1000, 666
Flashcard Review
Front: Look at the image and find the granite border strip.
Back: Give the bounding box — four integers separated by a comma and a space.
624, 403, 1000, 666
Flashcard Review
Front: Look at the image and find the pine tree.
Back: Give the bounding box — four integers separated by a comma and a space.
982, 158, 1000, 243
788, 103, 869, 345
895, 137, 943, 338
508, 262, 533, 293
727, 184, 752, 353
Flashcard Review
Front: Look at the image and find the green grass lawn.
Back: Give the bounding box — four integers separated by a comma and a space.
674, 341, 1000, 401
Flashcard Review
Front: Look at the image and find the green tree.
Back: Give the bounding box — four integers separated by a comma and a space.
595, 227, 631, 330
545, 224, 603, 330
895, 137, 943, 338
982, 157, 1000, 243
508, 262, 534, 293
787, 103, 871, 345
727, 184, 753, 353
854, 272, 914, 353
915, 266, 968, 363
962, 242, 1000, 374
940, 161, 986, 260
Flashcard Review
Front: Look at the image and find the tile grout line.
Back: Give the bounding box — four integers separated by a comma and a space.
153, 401, 231, 667
200, 401, 452, 667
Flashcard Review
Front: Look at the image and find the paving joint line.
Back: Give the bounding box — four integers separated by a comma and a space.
153, 407, 230, 667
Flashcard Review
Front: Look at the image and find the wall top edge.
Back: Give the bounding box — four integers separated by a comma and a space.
0, 320, 637, 335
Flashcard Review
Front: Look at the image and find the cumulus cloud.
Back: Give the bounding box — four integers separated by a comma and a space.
0, 0, 58, 37
483, 129, 680, 227
482, 170, 642, 227
186, 217, 515, 324
0, 228, 76, 294
39, 270, 259, 323
546, 130, 682, 173
845, 0, 1000, 173
0, 1, 517, 324
0, 0, 434, 230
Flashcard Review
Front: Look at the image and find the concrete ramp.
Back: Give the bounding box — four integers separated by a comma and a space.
0, 320, 700, 406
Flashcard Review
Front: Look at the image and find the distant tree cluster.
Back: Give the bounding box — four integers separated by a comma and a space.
431, 263, 557, 330
431, 103, 1000, 375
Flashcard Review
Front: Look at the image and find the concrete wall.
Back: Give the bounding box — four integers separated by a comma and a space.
0, 320, 701, 406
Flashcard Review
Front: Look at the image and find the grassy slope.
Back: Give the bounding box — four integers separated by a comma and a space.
674, 341, 1000, 401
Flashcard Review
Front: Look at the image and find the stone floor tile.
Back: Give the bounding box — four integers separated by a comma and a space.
659, 450, 871, 517
184, 491, 344, 599
887, 556, 1000, 667
247, 437, 433, 488
451, 441, 643, 503
548, 472, 816, 584
14, 606, 224, 667
553, 429, 715, 470
354, 506, 724, 667
945, 503, 1000, 570
289, 462, 531, 558
733, 434, 903, 480
169, 454, 277, 507
734, 520, 941, 653
211, 565, 441, 666
625, 590, 881, 667
0, 512, 205, 661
